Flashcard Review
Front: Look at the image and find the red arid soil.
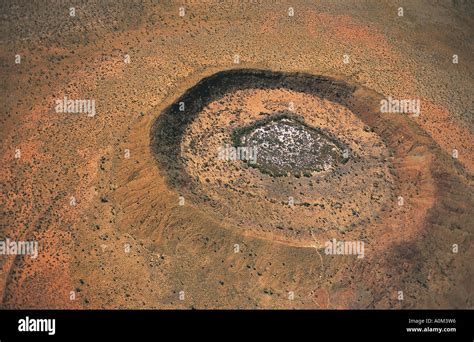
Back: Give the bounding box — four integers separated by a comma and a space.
1, 0, 472, 309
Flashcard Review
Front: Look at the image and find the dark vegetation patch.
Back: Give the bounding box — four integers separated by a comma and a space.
231, 112, 349, 177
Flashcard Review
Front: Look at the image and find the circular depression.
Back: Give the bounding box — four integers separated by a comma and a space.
151, 69, 395, 243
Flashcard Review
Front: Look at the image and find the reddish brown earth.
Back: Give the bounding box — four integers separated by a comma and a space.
0, 1, 473, 309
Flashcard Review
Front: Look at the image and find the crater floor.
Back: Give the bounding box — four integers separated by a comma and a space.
235, 115, 345, 176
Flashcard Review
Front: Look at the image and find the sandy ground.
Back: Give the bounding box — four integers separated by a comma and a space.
0, 0, 473, 309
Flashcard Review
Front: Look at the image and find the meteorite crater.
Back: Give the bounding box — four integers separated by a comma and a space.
232, 114, 347, 176
150, 68, 394, 241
